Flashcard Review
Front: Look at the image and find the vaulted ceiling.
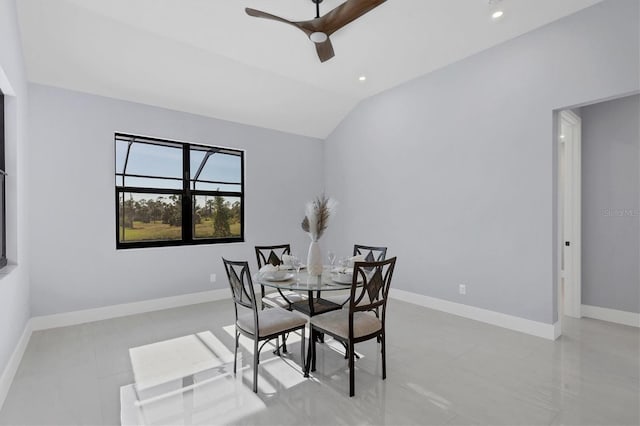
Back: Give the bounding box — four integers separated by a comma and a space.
17, 0, 603, 138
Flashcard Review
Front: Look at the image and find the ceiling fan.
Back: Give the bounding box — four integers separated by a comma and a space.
245, 0, 387, 63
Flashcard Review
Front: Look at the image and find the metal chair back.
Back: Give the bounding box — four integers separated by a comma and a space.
222, 258, 258, 326
353, 244, 387, 262
255, 244, 292, 301
349, 257, 397, 325
255, 244, 291, 268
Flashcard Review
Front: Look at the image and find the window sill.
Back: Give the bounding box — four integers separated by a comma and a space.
115, 240, 248, 252
0, 263, 19, 280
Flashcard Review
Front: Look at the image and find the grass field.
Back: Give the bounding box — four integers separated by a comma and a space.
121, 219, 241, 242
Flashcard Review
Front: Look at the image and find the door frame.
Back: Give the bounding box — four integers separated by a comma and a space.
559, 109, 582, 319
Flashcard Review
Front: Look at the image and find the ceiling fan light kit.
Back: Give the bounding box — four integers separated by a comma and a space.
245, 0, 387, 63
310, 32, 328, 43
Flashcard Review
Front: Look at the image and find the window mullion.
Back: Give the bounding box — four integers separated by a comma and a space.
182, 144, 193, 242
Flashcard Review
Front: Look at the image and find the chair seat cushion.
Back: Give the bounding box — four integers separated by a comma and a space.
262, 291, 307, 309
311, 310, 381, 339
237, 308, 307, 338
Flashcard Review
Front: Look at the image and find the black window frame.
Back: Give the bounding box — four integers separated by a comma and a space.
115, 133, 245, 249
0, 91, 6, 268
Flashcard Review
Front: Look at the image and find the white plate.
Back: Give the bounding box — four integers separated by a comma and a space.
264, 272, 294, 282
279, 265, 306, 271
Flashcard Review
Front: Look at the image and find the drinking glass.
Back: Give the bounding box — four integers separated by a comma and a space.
327, 251, 336, 268
290, 255, 302, 281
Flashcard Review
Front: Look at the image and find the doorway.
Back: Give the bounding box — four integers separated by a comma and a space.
558, 110, 582, 320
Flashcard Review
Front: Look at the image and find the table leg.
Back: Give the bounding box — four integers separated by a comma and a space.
304, 328, 313, 377
305, 288, 317, 377
311, 329, 317, 372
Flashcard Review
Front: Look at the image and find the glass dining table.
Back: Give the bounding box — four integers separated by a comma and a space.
253, 267, 352, 376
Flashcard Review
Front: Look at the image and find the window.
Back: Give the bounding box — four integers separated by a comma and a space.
115, 133, 244, 249
0, 92, 6, 268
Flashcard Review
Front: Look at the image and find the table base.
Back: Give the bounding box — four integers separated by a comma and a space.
291, 297, 341, 316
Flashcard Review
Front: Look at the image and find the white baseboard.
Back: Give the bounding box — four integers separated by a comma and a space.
390, 289, 559, 340
581, 304, 640, 327
30, 289, 230, 331
0, 320, 33, 411
552, 320, 562, 340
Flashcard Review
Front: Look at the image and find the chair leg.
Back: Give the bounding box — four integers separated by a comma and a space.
348, 341, 355, 397
300, 327, 306, 374
253, 339, 259, 393
341, 341, 360, 360
304, 329, 312, 377
272, 334, 289, 356
233, 330, 239, 374
381, 332, 386, 380
311, 329, 317, 372
274, 335, 281, 356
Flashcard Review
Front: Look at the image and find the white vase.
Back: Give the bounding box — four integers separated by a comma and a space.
307, 240, 323, 276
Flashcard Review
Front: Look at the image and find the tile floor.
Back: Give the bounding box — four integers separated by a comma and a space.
0, 299, 638, 425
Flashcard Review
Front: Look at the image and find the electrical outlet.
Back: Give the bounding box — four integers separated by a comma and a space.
210, 273, 217, 283
459, 284, 466, 295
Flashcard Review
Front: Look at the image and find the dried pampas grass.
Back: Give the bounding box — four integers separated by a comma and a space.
301, 194, 337, 241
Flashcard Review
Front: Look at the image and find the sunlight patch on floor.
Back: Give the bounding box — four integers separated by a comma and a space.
121, 367, 266, 426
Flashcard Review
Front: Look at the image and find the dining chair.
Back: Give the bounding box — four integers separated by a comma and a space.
324, 244, 388, 307
309, 257, 397, 397
222, 258, 307, 393
353, 244, 387, 262
255, 244, 307, 310
255, 244, 310, 355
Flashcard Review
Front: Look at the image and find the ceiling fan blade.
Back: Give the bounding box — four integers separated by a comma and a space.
245, 8, 311, 35
318, 0, 387, 35
315, 38, 335, 63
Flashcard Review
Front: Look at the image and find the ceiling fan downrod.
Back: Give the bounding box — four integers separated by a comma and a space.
309, 0, 327, 43
312, 0, 323, 19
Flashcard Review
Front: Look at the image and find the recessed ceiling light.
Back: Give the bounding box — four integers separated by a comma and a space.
358, 76, 367, 82
492, 10, 504, 20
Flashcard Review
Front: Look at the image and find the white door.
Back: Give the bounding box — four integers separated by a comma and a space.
560, 110, 582, 318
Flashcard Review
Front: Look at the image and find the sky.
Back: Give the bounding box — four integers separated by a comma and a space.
115, 140, 242, 192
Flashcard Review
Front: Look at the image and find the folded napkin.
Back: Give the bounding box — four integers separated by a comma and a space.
259, 264, 278, 273
281, 254, 293, 265
349, 255, 366, 264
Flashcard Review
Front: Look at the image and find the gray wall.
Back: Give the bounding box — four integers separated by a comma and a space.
581, 94, 640, 313
28, 84, 323, 316
323, 0, 639, 324
0, 0, 31, 394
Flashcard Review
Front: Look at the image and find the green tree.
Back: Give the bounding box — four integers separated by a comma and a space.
120, 195, 134, 229
213, 196, 231, 237
161, 195, 181, 226
205, 199, 215, 220
135, 199, 151, 223
193, 203, 202, 225
230, 201, 241, 223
